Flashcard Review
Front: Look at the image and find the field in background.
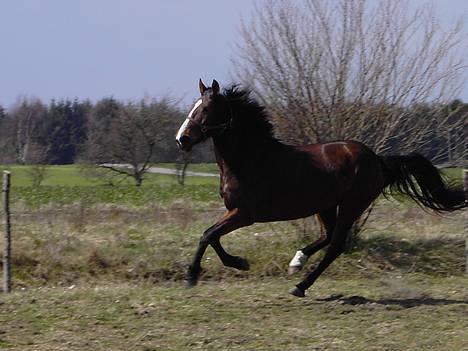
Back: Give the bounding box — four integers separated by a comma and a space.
0, 164, 466, 350
2, 164, 461, 187
2, 164, 219, 187
3, 164, 219, 207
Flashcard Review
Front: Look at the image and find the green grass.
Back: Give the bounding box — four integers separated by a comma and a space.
11, 183, 220, 208
157, 162, 220, 174
2, 164, 219, 208
3, 165, 460, 187
2, 165, 463, 209
2, 164, 218, 187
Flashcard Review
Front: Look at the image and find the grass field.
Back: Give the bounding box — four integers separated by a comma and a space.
0, 276, 466, 351
3, 164, 219, 207
2, 164, 461, 188
0, 165, 466, 350
2, 164, 218, 187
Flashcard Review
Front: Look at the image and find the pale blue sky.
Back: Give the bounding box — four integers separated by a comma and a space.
0, 0, 466, 109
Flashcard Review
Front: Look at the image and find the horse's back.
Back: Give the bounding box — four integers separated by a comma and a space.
296, 140, 375, 171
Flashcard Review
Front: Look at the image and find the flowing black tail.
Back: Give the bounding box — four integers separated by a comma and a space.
380, 153, 466, 212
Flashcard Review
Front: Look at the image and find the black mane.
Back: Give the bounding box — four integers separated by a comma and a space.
223, 86, 277, 141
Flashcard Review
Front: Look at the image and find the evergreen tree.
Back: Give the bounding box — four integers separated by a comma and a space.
41, 99, 89, 164
0, 104, 5, 120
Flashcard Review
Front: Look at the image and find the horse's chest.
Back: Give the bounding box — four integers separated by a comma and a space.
220, 172, 266, 210
220, 173, 243, 210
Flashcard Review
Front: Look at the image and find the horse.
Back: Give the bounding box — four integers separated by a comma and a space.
176, 79, 466, 297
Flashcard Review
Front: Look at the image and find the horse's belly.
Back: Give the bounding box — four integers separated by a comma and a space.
249, 191, 327, 222
221, 171, 342, 222
224, 186, 337, 222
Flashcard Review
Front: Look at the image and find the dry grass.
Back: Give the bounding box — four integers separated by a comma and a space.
0, 200, 466, 350
3, 200, 466, 288
0, 277, 466, 350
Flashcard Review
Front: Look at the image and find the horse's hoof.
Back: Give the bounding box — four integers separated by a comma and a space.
288, 266, 301, 275
185, 278, 198, 288
236, 257, 250, 271
289, 286, 305, 298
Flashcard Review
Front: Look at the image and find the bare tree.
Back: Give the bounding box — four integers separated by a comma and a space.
232, 0, 467, 245
86, 97, 180, 186
9, 97, 47, 164
27, 164, 48, 187
434, 100, 467, 167
233, 0, 466, 160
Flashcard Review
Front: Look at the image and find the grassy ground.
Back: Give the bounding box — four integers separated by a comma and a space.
2, 164, 460, 187
2, 200, 466, 350
7, 200, 466, 286
1, 164, 218, 187
3, 164, 219, 207
0, 276, 466, 350
0, 165, 466, 350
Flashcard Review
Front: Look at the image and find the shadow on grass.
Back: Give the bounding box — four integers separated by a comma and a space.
317, 294, 468, 308
349, 236, 465, 274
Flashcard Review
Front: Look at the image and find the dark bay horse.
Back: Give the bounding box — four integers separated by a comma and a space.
176, 79, 466, 297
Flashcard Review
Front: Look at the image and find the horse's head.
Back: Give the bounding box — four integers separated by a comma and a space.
176, 79, 231, 152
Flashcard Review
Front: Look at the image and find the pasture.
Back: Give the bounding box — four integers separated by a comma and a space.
0, 165, 466, 350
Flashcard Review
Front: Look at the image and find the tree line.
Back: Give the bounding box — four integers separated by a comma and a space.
0, 95, 465, 170
0, 96, 214, 168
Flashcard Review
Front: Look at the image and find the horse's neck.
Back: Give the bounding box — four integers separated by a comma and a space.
213, 132, 283, 176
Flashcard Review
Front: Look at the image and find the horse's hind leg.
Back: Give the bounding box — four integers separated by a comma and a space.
289, 214, 353, 297
290, 196, 378, 297
288, 207, 337, 274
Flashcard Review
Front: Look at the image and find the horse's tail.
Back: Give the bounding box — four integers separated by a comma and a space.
380, 153, 466, 212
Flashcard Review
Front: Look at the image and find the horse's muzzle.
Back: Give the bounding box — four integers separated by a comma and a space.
176, 135, 193, 152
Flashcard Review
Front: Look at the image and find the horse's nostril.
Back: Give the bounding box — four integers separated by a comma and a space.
176, 135, 192, 150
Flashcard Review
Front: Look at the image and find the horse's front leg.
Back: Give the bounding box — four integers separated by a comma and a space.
186, 208, 253, 287
210, 238, 250, 271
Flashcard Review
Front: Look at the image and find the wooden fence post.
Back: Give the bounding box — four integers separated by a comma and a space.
464, 169, 467, 275
3, 171, 11, 293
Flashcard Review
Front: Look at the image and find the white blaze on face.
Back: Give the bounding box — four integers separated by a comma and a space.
176, 99, 203, 142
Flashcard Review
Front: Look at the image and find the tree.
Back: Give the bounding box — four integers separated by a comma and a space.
37, 99, 90, 164
85, 97, 183, 186
434, 100, 467, 166
233, 0, 466, 157
394, 100, 467, 166
0, 105, 5, 121
0, 104, 14, 163
8, 97, 47, 164
233, 0, 467, 246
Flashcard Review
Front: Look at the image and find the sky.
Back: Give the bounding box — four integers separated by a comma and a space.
0, 0, 467, 110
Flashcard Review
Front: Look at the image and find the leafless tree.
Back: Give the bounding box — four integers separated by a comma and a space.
233, 0, 466, 161
232, 0, 467, 245
27, 164, 48, 187
8, 97, 47, 164
86, 97, 180, 186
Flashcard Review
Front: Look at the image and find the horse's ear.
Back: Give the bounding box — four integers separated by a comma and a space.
199, 79, 207, 95
212, 79, 220, 95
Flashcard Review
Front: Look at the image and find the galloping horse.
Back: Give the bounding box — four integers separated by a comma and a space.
176, 79, 466, 297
